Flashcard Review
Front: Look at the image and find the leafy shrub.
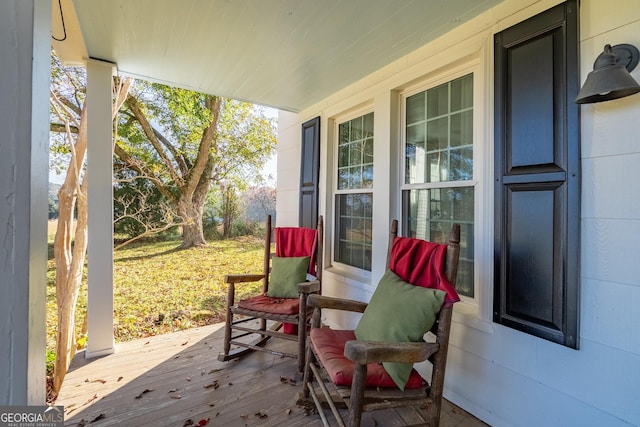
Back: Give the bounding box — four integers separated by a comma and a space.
203, 214, 222, 240
46, 349, 56, 376
231, 219, 262, 237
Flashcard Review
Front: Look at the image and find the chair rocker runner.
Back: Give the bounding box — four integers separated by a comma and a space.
301, 220, 460, 426
218, 215, 323, 372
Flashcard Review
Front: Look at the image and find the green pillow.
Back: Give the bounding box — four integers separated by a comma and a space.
354, 269, 446, 390
266, 256, 310, 298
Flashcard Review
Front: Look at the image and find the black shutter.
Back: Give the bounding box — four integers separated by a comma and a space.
494, 0, 580, 348
299, 116, 320, 229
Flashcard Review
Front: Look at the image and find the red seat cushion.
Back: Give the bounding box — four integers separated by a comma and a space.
310, 328, 424, 389
237, 295, 299, 315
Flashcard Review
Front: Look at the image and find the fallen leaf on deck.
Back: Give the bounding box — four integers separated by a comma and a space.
208, 402, 215, 407
91, 379, 107, 384
254, 411, 268, 419
285, 409, 292, 415
195, 418, 209, 426
181, 341, 189, 346
77, 419, 86, 427
174, 355, 181, 359
89, 413, 105, 423
370, 416, 378, 426
203, 381, 219, 389
171, 395, 182, 399
84, 393, 99, 405
168, 389, 178, 393
183, 419, 194, 427
208, 369, 221, 374
240, 414, 249, 420
134, 388, 153, 399
144, 341, 150, 345
117, 376, 124, 382
279, 376, 297, 386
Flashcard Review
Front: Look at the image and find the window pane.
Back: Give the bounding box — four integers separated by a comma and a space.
407, 92, 425, 123
338, 144, 349, 168
348, 166, 362, 188
450, 74, 473, 111
406, 73, 473, 185
426, 117, 448, 152
450, 110, 473, 148
363, 113, 374, 137
427, 83, 449, 117
336, 193, 373, 271
362, 165, 373, 189
349, 142, 362, 167
351, 116, 363, 140
363, 138, 374, 163
338, 168, 349, 190
339, 121, 350, 145
426, 150, 448, 183
450, 147, 473, 181
404, 187, 474, 297
337, 112, 374, 190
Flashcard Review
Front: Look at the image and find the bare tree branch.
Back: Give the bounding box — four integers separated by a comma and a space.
113, 143, 176, 202
51, 123, 79, 134
113, 187, 184, 251
184, 96, 221, 198
124, 95, 185, 186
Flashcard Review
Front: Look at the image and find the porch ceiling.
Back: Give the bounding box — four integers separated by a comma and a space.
53, 0, 502, 112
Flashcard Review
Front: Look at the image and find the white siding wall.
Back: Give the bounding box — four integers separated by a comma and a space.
277, 0, 640, 425
276, 111, 303, 226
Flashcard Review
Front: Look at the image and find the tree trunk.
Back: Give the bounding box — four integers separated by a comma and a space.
53, 186, 88, 394
177, 152, 214, 248
177, 197, 206, 248
52, 104, 88, 394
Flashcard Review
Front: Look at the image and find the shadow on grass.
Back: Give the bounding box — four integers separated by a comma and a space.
114, 243, 185, 263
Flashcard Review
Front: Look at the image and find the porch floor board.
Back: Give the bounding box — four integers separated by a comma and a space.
57, 323, 487, 426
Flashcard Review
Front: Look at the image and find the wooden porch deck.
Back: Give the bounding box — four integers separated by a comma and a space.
56, 323, 487, 426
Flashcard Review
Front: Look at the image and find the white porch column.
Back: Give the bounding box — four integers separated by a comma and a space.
0, 0, 51, 404
85, 59, 116, 358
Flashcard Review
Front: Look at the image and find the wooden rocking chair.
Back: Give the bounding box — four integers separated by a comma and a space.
218, 215, 323, 372
301, 220, 460, 426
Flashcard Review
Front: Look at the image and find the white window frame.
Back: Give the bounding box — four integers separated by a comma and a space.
331, 107, 375, 280
399, 62, 485, 309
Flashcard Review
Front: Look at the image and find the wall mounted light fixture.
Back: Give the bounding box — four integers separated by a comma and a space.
576, 43, 640, 104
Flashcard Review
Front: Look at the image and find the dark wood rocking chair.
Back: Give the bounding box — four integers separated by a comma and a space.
218, 215, 323, 372
300, 220, 460, 426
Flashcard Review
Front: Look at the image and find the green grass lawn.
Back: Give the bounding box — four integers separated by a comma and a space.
46, 232, 265, 353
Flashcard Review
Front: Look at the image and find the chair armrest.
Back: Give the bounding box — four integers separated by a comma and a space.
307, 294, 368, 313
224, 273, 265, 284
344, 340, 439, 365
298, 280, 320, 294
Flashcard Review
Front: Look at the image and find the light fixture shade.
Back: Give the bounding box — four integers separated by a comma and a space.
576, 44, 640, 104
